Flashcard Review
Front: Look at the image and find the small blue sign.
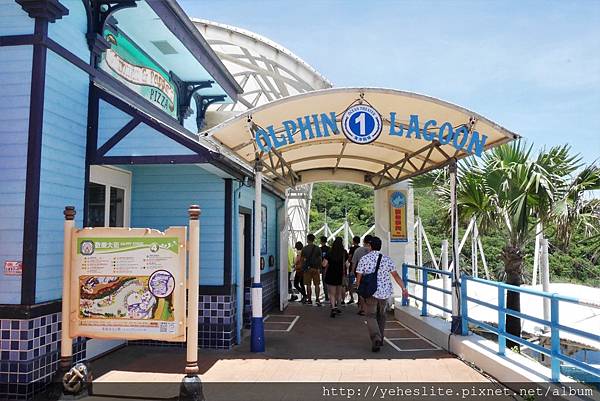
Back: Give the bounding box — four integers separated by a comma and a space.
390, 191, 405, 208
341, 105, 382, 144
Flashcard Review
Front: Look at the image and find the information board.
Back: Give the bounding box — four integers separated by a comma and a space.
389, 190, 408, 242
70, 227, 186, 341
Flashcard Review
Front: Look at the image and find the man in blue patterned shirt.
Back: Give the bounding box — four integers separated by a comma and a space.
355, 236, 408, 352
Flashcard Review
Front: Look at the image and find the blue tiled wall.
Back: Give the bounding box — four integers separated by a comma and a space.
0, 45, 32, 304
35, 51, 88, 303
0, 313, 86, 400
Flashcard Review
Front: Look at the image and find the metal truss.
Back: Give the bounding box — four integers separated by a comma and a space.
191, 19, 332, 112
286, 184, 313, 247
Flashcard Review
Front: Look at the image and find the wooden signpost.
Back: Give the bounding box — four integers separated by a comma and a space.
58, 205, 203, 400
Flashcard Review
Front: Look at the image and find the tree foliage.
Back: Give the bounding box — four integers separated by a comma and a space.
309, 183, 374, 237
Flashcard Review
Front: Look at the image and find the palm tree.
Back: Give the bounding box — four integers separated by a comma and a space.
552, 163, 600, 250
419, 141, 579, 347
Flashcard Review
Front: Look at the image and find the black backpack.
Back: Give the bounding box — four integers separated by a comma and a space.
358, 254, 383, 298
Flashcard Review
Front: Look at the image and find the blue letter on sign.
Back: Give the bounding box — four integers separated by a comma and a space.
255, 129, 273, 152
466, 131, 488, 156
422, 119, 437, 141
320, 112, 338, 136
282, 120, 297, 145
389, 112, 404, 137
405, 115, 422, 139
268, 125, 287, 149
438, 122, 453, 145
297, 116, 315, 141
452, 126, 469, 151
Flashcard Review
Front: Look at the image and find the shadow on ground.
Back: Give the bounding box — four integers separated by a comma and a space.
91, 302, 453, 377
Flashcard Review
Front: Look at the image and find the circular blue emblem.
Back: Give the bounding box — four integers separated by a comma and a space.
390, 191, 405, 208
341, 104, 382, 144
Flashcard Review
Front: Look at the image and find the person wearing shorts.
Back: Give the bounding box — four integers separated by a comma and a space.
301, 234, 322, 306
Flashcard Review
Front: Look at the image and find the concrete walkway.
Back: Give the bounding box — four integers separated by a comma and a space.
84, 302, 491, 400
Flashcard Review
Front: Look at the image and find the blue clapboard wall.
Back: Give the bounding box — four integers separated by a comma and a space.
126, 164, 226, 286
98, 99, 198, 157
47, 0, 89, 61
0, 45, 32, 304
0, 0, 34, 36
35, 52, 88, 303
34, 0, 90, 302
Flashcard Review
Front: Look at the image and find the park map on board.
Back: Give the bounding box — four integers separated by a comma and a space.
70, 228, 186, 341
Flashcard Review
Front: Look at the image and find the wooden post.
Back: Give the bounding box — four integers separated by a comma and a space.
186, 205, 200, 374
180, 205, 203, 401
60, 206, 75, 374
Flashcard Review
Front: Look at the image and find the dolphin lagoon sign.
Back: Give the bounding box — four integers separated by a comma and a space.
254, 105, 489, 157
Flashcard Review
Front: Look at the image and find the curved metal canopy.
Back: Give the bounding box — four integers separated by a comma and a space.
192, 18, 332, 114
202, 87, 519, 189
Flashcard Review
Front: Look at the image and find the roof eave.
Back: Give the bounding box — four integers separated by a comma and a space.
146, 0, 243, 100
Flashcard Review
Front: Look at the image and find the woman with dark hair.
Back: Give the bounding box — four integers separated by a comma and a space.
293, 241, 307, 303
324, 237, 347, 317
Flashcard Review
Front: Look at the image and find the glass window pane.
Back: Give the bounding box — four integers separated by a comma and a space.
109, 187, 125, 227
88, 183, 106, 227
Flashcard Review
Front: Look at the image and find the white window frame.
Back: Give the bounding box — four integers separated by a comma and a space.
89, 165, 132, 227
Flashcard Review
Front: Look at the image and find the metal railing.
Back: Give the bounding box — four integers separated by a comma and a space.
460, 275, 600, 382
399, 264, 600, 383
401, 263, 452, 317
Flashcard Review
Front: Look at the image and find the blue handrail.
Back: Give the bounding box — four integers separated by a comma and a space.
402, 263, 452, 316
461, 274, 600, 383
400, 264, 600, 383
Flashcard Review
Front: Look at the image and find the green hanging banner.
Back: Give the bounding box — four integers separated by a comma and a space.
99, 29, 178, 119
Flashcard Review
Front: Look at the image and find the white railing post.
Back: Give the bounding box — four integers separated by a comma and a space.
441, 240, 450, 319
471, 218, 478, 278
416, 216, 423, 285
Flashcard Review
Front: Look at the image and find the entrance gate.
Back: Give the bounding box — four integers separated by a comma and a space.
203, 87, 519, 351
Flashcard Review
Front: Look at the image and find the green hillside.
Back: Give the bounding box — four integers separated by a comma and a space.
309, 183, 600, 286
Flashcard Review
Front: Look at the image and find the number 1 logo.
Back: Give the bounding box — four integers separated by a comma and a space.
342, 105, 382, 144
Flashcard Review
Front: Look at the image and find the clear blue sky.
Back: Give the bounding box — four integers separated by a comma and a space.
181, 0, 600, 165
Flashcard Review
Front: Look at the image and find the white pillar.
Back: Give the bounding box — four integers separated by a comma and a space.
251, 160, 265, 352
343, 216, 349, 250
449, 161, 461, 333
441, 240, 450, 319
471, 218, 478, 278
532, 222, 543, 286
541, 238, 551, 331
373, 181, 414, 298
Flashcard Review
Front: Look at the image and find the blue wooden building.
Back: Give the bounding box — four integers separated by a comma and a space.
0, 0, 286, 397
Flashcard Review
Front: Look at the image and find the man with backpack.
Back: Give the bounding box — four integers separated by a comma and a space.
301, 234, 323, 306
355, 236, 409, 352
